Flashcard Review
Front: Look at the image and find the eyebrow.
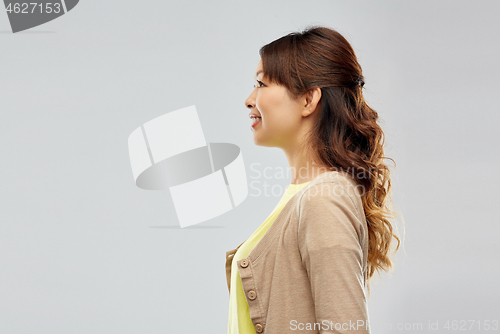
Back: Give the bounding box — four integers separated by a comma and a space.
255, 70, 263, 79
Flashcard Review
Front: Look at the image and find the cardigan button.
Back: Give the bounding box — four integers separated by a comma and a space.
255, 323, 264, 333
240, 259, 249, 268
247, 290, 257, 300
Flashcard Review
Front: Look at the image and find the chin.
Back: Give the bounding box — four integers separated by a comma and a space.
252, 133, 277, 148
253, 139, 274, 148
252, 137, 265, 147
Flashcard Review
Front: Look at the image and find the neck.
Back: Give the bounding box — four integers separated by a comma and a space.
283, 146, 330, 184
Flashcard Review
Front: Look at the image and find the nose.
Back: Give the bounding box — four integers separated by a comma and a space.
244, 87, 257, 110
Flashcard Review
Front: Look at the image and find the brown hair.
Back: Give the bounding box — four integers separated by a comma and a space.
259, 25, 403, 291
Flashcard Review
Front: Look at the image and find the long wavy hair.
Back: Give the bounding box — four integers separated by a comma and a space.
259, 25, 403, 291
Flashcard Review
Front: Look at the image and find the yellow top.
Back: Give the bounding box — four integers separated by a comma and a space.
227, 181, 311, 334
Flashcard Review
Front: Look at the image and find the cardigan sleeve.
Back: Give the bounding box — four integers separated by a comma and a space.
297, 183, 370, 333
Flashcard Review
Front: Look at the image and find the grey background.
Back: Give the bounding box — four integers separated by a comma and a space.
1, 0, 498, 333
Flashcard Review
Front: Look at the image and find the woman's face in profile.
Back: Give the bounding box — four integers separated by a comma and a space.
245, 59, 306, 149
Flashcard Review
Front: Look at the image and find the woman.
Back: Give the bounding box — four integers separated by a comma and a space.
226, 25, 401, 334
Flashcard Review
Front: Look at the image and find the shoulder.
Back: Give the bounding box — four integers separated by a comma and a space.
298, 171, 363, 213
295, 172, 367, 244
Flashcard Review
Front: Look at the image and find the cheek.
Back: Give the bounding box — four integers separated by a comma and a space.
255, 89, 300, 131
255, 94, 270, 114
256, 90, 280, 119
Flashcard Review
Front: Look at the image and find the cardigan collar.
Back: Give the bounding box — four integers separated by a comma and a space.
243, 170, 355, 261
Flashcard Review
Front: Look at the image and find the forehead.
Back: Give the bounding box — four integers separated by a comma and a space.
255, 59, 263, 78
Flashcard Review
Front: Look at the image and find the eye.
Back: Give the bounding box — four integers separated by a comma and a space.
253, 80, 265, 89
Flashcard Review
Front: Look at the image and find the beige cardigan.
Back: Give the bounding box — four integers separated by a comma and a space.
225, 170, 370, 333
